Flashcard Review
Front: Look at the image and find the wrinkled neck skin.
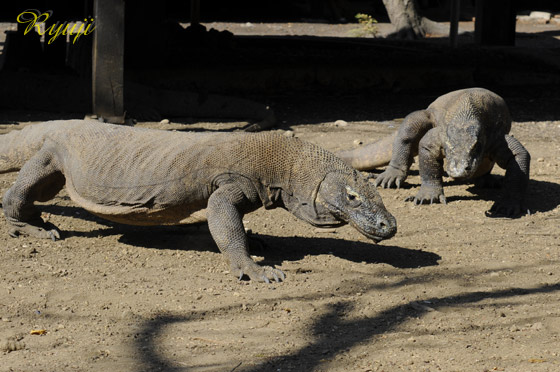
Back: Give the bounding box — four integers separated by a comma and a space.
281, 171, 397, 242
280, 174, 345, 229
443, 119, 487, 179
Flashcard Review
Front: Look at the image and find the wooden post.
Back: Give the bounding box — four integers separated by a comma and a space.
474, 0, 517, 46
191, 0, 201, 25
449, 0, 460, 48
92, 0, 125, 123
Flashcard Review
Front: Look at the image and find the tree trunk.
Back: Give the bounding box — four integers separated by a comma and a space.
382, 0, 448, 40
382, 0, 425, 39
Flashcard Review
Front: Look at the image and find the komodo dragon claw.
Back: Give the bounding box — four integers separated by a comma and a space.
236, 265, 285, 283
9, 224, 60, 241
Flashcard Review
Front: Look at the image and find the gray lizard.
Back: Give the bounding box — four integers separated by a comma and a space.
0, 120, 397, 282
338, 88, 530, 217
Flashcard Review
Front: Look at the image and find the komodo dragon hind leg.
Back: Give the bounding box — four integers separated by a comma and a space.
206, 184, 285, 283
3, 146, 65, 240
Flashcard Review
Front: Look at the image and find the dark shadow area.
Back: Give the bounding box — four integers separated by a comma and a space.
118, 230, 440, 269
463, 178, 560, 214
131, 281, 560, 372
2, 1, 560, 124
2, 25, 560, 124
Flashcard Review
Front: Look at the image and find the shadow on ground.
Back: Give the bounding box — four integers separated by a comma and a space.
37, 204, 440, 269
131, 281, 560, 372
117, 230, 440, 270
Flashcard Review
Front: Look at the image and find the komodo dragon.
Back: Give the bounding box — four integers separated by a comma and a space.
338, 88, 531, 217
0, 120, 397, 282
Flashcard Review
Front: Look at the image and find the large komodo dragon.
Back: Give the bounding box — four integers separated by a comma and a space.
0, 120, 397, 282
338, 88, 531, 217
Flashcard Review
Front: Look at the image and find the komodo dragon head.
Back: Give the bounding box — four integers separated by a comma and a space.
444, 120, 486, 179
282, 170, 397, 242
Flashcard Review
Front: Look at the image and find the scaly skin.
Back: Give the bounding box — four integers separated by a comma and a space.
1, 120, 397, 283
339, 88, 531, 217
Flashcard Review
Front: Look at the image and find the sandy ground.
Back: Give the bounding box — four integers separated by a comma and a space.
1, 19, 560, 372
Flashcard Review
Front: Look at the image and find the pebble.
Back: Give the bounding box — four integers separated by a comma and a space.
283, 130, 295, 137
160, 119, 170, 124
537, 157, 544, 162
334, 120, 348, 127
530, 11, 552, 21
353, 139, 363, 146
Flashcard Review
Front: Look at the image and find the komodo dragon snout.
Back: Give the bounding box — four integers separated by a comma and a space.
314, 171, 397, 242
444, 120, 487, 179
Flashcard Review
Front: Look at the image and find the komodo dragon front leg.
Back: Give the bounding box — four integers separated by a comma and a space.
206, 183, 285, 283
487, 134, 531, 216
406, 127, 447, 205
375, 110, 434, 188
3, 145, 64, 240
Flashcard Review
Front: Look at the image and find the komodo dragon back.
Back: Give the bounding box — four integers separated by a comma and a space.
1, 120, 397, 282
0, 120, 81, 173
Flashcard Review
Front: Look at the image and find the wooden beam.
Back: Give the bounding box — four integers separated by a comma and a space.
92, 0, 125, 123
449, 0, 460, 48
191, 0, 201, 25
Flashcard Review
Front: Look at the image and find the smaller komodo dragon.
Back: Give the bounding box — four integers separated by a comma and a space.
0, 120, 397, 283
338, 88, 531, 217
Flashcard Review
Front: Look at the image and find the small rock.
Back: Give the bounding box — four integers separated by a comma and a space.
159, 119, 170, 124
530, 11, 552, 21
283, 130, 295, 137
334, 120, 348, 127
531, 322, 544, 331
353, 139, 363, 146
509, 325, 520, 332
537, 157, 545, 162
121, 310, 135, 320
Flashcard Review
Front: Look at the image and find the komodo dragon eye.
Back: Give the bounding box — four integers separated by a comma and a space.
345, 186, 362, 207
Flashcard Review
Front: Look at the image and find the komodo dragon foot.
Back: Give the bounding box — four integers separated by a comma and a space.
405, 184, 447, 205
486, 200, 529, 218
7, 218, 60, 241
240, 110, 276, 132
231, 263, 286, 284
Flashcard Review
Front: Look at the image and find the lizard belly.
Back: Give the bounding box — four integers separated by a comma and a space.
64, 178, 208, 226
88, 204, 208, 226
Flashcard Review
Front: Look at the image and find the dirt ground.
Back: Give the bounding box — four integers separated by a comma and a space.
1, 19, 560, 372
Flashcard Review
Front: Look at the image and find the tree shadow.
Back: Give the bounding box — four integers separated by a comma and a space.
131, 281, 560, 372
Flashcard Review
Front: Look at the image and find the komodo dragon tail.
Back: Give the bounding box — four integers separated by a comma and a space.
337, 131, 397, 171
0, 121, 69, 173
